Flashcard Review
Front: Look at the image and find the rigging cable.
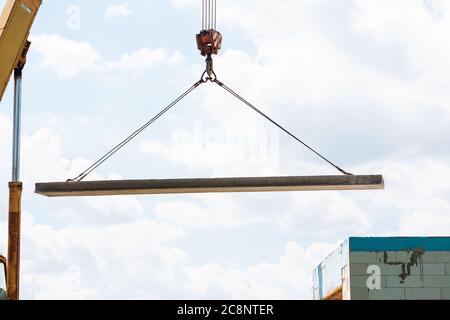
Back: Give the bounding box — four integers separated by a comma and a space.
68, 78, 206, 182
213, 79, 353, 176
68, 73, 352, 182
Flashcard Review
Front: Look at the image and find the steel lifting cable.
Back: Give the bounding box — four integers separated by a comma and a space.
202, 0, 204, 30
68, 71, 352, 182
202, 0, 216, 30
212, 0, 216, 30
68, 74, 352, 181
213, 79, 353, 176
206, 0, 209, 29
68, 78, 206, 182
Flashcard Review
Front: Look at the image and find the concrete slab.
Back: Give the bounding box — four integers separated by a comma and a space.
35, 175, 384, 197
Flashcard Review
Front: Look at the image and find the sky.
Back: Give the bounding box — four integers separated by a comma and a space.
0, 0, 450, 299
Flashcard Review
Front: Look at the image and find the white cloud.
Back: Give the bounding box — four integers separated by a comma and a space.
105, 3, 132, 19
352, 0, 450, 91
354, 155, 450, 236
0, 112, 11, 158
168, 51, 187, 65
10, 207, 337, 299
153, 195, 266, 229
185, 241, 338, 299
281, 193, 371, 236
21, 127, 89, 182
30, 34, 102, 78
84, 196, 145, 223
170, 0, 196, 9
105, 48, 185, 74
140, 122, 281, 177
0, 116, 147, 227
0, 206, 337, 299
154, 201, 218, 229
1, 112, 449, 298
15, 214, 188, 299
31, 34, 186, 78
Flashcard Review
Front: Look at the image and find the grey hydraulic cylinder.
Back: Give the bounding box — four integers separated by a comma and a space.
12, 68, 22, 182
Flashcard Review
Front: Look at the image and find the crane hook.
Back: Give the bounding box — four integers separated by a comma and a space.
206, 54, 213, 76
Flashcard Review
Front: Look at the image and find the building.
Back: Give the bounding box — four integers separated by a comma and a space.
313, 237, 450, 300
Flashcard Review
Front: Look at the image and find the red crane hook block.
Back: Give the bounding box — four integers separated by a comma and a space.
196, 30, 222, 56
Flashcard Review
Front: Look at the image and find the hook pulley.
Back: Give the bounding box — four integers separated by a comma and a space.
197, 0, 222, 75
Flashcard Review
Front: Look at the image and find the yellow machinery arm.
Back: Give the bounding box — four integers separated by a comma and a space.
0, 0, 41, 102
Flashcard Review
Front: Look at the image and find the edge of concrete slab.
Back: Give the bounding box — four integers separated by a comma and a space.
35, 175, 384, 197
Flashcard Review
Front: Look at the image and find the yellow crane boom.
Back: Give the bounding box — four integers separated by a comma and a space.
0, 0, 41, 102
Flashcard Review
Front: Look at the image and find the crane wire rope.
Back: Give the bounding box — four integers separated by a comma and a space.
213, 79, 353, 176
67, 78, 206, 182
202, 0, 216, 30
68, 70, 351, 182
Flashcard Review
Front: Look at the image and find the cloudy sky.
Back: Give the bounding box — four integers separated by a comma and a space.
0, 0, 450, 299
